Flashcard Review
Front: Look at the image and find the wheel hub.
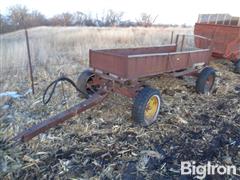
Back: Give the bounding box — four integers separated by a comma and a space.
144, 95, 160, 121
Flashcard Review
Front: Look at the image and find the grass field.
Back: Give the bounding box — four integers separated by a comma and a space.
0, 26, 192, 67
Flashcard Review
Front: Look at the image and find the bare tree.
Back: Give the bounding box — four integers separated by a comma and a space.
50, 12, 73, 26
28, 10, 47, 27
102, 10, 124, 26
72, 11, 86, 26
5, 5, 47, 32
84, 14, 96, 26
136, 13, 158, 27
8, 5, 29, 29
1, 5, 162, 33
0, 14, 11, 33
49, 15, 60, 26
61, 13, 73, 26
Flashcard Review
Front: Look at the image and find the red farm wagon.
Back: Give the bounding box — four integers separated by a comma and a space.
13, 35, 217, 143
194, 14, 240, 73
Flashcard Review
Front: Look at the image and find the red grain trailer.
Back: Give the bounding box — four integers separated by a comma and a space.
194, 14, 240, 73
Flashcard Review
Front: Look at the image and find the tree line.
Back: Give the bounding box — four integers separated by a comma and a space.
0, 5, 181, 34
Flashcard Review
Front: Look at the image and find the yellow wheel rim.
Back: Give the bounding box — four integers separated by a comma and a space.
144, 95, 160, 121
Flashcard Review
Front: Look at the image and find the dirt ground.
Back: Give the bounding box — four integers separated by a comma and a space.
0, 59, 240, 179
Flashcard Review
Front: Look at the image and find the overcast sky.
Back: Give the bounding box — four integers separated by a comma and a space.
0, 0, 239, 25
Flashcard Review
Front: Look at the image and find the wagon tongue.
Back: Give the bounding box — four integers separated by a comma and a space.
11, 92, 108, 144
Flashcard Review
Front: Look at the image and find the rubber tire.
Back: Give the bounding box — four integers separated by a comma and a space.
132, 87, 161, 127
196, 67, 216, 94
234, 60, 240, 74
76, 70, 95, 98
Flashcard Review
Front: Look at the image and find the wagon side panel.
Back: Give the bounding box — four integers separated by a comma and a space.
225, 30, 240, 60
167, 53, 189, 71
127, 56, 169, 79
188, 50, 210, 65
168, 50, 210, 71
89, 50, 128, 78
194, 23, 217, 41
194, 23, 240, 59
213, 27, 239, 57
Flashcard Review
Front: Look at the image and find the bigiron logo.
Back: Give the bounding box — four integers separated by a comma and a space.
181, 161, 239, 179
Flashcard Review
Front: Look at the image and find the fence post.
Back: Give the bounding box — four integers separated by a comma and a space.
25, 28, 35, 94
170, 31, 174, 44
180, 35, 185, 52
175, 34, 179, 50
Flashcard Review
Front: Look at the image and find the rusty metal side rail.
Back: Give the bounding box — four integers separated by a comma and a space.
11, 92, 108, 143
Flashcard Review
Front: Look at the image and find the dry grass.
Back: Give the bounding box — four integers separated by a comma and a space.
0, 26, 191, 92
0, 26, 192, 67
